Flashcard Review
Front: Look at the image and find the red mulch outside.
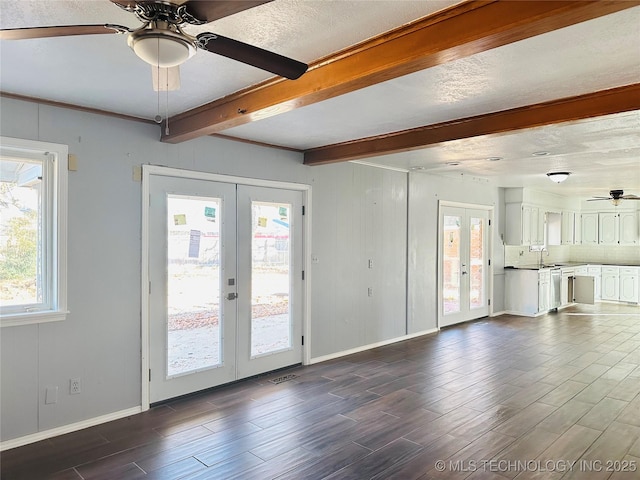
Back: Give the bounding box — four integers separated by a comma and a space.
168, 301, 289, 330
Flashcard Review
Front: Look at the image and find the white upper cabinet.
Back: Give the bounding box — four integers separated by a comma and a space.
619, 211, 638, 245
594, 211, 638, 245
598, 212, 619, 245
505, 203, 544, 246
581, 213, 599, 245
561, 211, 575, 245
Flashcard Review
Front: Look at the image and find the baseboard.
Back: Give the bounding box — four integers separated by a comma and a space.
490, 310, 507, 317
309, 328, 439, 365
0, 406, 142, 452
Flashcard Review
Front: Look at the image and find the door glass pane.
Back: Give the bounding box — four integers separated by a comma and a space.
251, 202, 292, 357
469, 216, 484, 309
443, 215, 461, 314
166, 195, 222, 377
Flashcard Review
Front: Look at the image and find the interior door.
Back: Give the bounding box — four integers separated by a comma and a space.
148, 175, 303, 404
440, 206, 490, 327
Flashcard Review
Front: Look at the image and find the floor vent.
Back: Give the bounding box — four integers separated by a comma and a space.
269, 373, 297, 384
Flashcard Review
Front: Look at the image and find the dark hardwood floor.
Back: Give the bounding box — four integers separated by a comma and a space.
2, 303, 640, 479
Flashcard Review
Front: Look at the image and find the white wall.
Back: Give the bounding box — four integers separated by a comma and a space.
308, 163, 408, 357
0, 97, 410, 443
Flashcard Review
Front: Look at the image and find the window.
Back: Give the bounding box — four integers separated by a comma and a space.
0, 137, 68, 326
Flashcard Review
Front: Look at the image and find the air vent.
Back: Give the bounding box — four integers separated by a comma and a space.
269, 373, 297, 384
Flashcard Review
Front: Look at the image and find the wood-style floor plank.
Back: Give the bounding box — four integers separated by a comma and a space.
2, 304, 639, 479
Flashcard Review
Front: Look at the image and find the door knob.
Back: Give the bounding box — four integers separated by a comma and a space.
226, 293, 238, 300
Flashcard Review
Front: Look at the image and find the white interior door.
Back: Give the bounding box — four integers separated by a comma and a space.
148, 175, 303, 404
439, 206, 490, 327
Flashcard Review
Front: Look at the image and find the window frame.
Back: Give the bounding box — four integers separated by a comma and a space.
0, 137, 68, 327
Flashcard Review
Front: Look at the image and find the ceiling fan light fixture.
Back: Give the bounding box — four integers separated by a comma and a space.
611, 197, 622, 206
128, 29, 195, 68
546, 171, 571, 183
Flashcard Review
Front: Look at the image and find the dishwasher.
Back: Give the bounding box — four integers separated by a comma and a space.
550, 268, 562, 309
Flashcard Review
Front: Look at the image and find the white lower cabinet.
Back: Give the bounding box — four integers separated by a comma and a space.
620, 267, 639, 303
601, 267, 620, 301
538, 270, 550, 313
588, 266, 602, 300
506, 264, 637, 316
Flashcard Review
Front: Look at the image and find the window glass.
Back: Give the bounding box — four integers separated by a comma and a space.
0, 137, 67, 326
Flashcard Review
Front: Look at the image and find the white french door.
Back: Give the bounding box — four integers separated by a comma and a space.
439, 205, 490, 327
147, 173, 303, 404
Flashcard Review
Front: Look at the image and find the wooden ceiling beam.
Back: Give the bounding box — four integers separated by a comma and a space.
161, 0, 638, 144
303, 84, 640, 165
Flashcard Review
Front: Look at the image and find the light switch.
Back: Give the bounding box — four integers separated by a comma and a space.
68, 154, 78, 171
45, 386, 58, 404
132, 166, 142, 182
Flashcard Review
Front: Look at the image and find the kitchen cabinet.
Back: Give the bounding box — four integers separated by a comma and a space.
505, 203, 544, 246
601, 267, 619, 301
599, 213, 619, 245
588, 266, 602, 300
581, 213, 598, 244
592, 211, 637, 246
619, 211, 638, 245
538, 269, 550, 313
505, 269, 549, 316
561, 211, 575, 245
560, 268, 574, 306
619, 267, 639, 303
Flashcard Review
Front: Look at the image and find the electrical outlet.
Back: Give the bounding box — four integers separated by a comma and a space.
70, 378, 81, 395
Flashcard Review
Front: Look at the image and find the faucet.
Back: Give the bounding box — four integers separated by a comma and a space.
538, 247, 549, 267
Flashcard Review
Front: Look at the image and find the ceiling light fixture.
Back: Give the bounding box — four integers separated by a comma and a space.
546, 172, 571, 183
486, 157, 502, 162
128, 25, 196, 68
446, 162, 461, 166
611, 198, 622, 206
532, 151, 550, 156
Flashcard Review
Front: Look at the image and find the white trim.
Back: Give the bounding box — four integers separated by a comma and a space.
308, 328, 438, 365
439, 200, 494, 210
489, 310, 507, 317
0, 406, 142, 452
0, 310, 69, 327
141, 167, 151, 410
141, 165, 311, 410
0, 137, 68, 327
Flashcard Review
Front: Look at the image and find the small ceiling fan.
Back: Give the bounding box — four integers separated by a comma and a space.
0, 0, 308, 90
588, 189, 640, 206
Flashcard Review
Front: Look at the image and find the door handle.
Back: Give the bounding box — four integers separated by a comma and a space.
226, 293, 238, 300
461, 271, 468, 275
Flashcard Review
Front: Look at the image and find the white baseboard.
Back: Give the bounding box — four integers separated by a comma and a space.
490, 310, 507, 317
309, 328, 439, 365
0, 406, 142, 452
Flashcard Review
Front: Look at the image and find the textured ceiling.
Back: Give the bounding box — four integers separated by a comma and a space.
0, 0, 639, 200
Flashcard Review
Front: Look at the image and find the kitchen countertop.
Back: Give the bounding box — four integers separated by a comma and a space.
505, 262, 640, 270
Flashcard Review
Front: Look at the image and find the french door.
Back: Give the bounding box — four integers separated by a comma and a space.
147, 173, 303, 403
439, 205, 490, 327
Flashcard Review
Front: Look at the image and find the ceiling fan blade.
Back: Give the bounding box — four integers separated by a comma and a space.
152, 66, 181, 92
0, 24, 128, 40
587, 198, 611, 201
621, 195, 640, 199
196, 33, 307, 80
185, 1, 273, 23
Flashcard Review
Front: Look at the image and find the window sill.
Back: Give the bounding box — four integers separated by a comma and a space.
1, 310, 69, 328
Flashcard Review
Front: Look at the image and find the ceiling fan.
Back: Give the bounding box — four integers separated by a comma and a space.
0, 0, 308, 89
588, 189, 640, 206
